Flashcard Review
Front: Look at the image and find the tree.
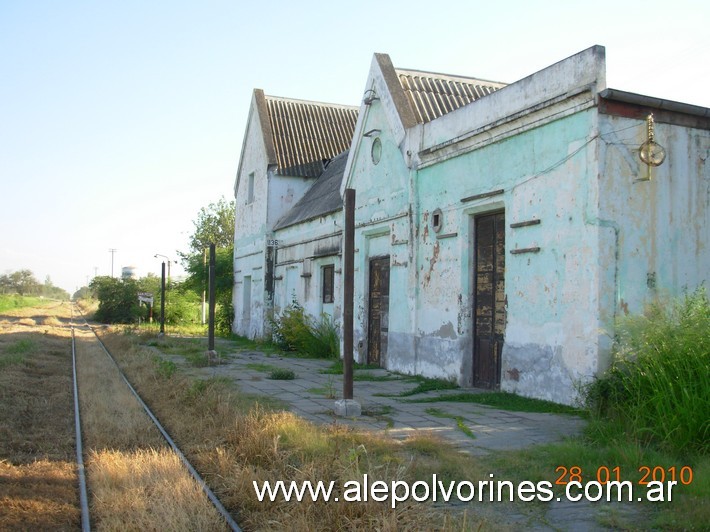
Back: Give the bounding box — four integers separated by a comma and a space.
181, 197, 235, 333
0, 270, 68, 299
183, 246, 234, 332
73, 286, 92, 300
186, 196, 235, 255
9, 270, 39, 296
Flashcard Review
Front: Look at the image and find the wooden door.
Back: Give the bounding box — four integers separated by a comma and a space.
473, 212, 505, 388
368, 257, 390, 366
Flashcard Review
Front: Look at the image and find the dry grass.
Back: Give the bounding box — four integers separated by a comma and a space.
0, 459, 79, 531
101, 329, 506, 531
73, 321, 228, 530
0, 302, 79, 530
74, 326, 165, 450
1, 302, 228, 531
88, 448, 227, 531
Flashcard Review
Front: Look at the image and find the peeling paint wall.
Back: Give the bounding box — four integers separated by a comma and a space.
417, 109, 603, 403
597, 113, 710, 329
346, 89, 413, 367
344, 46, 611, 404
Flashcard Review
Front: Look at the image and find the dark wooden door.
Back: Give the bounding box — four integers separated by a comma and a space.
368, 256, 390, 366
473, 212, 505, 388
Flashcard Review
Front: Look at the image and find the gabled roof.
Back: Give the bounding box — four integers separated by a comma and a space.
263, 95, 358, 178
274, 150, 349, 230
396, 68, 506, 123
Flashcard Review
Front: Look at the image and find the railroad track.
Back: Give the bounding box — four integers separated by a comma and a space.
69, 304, 241, 531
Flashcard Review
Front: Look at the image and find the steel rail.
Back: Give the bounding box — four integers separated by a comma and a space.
75, 310, 241, 532
70, 306, 91, 531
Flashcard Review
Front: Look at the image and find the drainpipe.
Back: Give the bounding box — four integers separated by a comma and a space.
583, 123, 620, 369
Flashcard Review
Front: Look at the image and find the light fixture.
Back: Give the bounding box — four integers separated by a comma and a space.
639, 114, 666, 167
363, 89, 379, 105
363, 128, 381, 137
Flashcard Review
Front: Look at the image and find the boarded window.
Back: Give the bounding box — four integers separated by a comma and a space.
322, 265, 334, 304
247, 173, 255, 204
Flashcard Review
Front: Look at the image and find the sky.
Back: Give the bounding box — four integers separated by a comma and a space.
1, 0, 708, 294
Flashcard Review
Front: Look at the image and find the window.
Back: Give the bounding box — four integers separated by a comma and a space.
371, 137, 382, 165
431, 208, 443, 233
247, 172, 255, 204
322, 265, 334, 304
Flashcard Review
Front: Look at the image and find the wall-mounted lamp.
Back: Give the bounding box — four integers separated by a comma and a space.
363, 89, 379, 105
363, 129, 381, 137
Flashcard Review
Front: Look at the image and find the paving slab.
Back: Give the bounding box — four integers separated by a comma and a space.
164, 345, 655, 530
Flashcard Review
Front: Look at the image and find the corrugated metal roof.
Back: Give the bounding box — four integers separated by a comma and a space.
273, 150, 349, 230
265, 96, 358, 177
396, 68, 506, 123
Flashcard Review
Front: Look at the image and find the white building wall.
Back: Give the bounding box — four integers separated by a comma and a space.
233, 100, 272, 337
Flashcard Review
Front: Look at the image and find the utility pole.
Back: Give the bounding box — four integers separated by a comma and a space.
108, 249, 117, 277
343, 189, 355, 400
201, 248, 207, 325
159, 261, 166, 335
335, 188, 360, 417
208, 243, 216, 352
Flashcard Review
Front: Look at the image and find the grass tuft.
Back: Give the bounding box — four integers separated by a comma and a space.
269, 368, 296, 380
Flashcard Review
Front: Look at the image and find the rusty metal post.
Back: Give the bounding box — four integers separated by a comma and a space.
208, 243, 216, 352
343, 188, 355, 400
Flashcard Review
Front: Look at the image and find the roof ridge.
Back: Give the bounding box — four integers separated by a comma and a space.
395, 67, 507, 88
264, 93, 358, 110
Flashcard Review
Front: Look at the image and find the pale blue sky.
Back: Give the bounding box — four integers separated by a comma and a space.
1, 0, 708, 293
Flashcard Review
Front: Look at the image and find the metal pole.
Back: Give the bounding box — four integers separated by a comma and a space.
201, 248, 207, 325
343, 189, 355, 400
159, 262, 166, 335
109, 248, 117, 277
208, 243, 216, 351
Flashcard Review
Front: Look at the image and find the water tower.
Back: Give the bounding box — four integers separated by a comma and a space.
121, 266, 137, 280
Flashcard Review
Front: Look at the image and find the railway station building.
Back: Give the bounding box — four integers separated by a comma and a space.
233, 45, 710, 405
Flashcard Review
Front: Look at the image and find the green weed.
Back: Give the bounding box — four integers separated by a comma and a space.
270, 303, 339, 358
583, 288, 709, 454
4, 338, 35, 355
409, 391, 581, 414
320, 359, 381, 374
425, 407, 476, 439
246, 362, 280, 373
0, 353, 25, 369
154, 357, 177, 379
378, 376, 458, 397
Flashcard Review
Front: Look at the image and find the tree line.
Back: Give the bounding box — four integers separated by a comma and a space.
0, 270, 70, 300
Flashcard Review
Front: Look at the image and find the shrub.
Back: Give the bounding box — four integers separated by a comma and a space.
270, 303, 339, 359
584, 288, 709, 454
90, 277, 142, 324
